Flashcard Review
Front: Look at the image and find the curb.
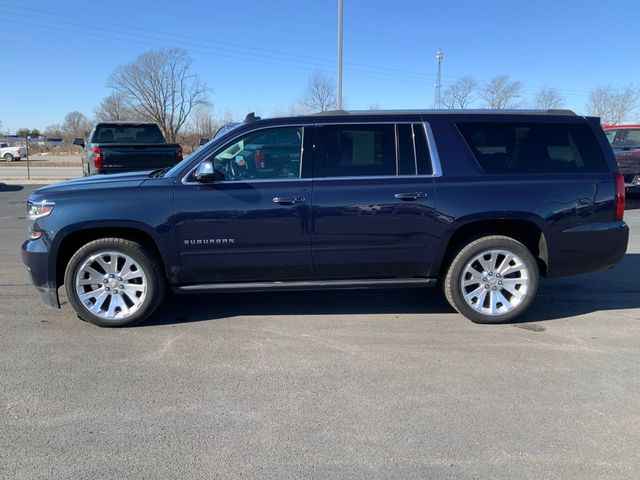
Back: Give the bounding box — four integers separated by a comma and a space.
0, 179, 69, 185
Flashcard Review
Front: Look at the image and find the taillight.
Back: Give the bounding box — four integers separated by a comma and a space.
614, 173, 625, 221
93, 146, 102, 169
176, 146, 183, 162
620, 151, 640, 160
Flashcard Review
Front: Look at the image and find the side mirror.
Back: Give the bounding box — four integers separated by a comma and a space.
194, 160, 224, 183
199, 138, 210, 146
72, 138, 85, 148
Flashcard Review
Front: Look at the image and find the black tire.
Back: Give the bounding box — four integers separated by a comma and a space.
64, 238, 166, 327
4, 153, 13, 162
443, 235, 539, 324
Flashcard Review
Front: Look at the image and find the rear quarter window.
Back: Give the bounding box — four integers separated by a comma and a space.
457, 122, 609, 174
91, 124, 165, 144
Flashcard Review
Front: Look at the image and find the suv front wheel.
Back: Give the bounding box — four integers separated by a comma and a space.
64, 238, 166, 327
444, 235, 539, 323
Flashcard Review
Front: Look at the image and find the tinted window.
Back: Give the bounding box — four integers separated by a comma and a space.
457, 123, 609, 174
397, 124, 416, 175
604, 129, 617, 144
208, 126, 302, 181
91, 124, 165, 144
413, 123, 433, 175
323, 125, 396, 177
612, 128, 640, 147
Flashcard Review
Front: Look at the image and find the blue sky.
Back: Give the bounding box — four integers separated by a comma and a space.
0, 0, 638, 131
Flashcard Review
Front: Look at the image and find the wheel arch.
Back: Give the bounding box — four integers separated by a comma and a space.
437, 218, 549, 278
55, 225, 167, 289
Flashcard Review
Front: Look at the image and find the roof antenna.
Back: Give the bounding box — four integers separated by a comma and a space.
244, 112, 261, 123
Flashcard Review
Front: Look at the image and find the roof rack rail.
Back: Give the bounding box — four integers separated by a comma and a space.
546, 109, 576, 115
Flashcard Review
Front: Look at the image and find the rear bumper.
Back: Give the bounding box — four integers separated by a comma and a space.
21, 239, 60, 308
547, 221, 629, 278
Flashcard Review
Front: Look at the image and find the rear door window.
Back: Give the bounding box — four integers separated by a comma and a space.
320, 124, 396, 177
457, 122, 609, 174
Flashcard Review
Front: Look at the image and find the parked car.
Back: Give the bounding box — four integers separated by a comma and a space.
0, 142, 26, 161
73, 122, 183, 176
602, 124, 640, 186
23, 110, 628, 327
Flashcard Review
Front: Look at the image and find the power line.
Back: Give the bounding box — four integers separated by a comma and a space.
0, 2, 437, 82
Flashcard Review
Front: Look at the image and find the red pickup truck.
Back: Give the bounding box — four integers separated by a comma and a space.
603, 124, 640, 187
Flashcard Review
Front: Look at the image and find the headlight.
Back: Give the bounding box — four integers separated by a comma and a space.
27, 200, 55, 220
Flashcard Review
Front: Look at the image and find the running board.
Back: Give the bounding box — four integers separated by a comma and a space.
175, 278, 437, 294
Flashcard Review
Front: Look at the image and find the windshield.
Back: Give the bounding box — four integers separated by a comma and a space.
212, 123, 241, 140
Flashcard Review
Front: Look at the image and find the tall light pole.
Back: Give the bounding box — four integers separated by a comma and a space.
434, 49, 443, 109
337, 0, 343, 110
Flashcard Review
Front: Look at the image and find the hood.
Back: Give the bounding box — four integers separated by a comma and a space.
30, 171, 153, 200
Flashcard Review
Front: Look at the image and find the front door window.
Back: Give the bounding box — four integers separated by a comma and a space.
210, 127, 303, 181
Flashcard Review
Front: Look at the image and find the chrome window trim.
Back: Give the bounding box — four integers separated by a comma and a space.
394, 124, 400, 175
312, 175, 436, 181
313, 120, 417, 127
410, 124, 419, 174
181, 120, 443, 185
184, 177, 308, 185
423, 121, 443, 177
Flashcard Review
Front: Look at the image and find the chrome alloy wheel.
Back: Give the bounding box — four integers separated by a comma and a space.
74, 250, 148, 320
460, 249, 530, 316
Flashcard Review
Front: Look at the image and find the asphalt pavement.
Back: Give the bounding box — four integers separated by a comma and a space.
1, 184, 639, 479
0, 155, 82, 181
0, 166, 81, 180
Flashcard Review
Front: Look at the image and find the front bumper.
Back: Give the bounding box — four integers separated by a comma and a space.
21, 238, 60, 308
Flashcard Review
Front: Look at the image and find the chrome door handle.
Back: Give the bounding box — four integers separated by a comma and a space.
394, 192, 427, 200
273, 196, 306, 205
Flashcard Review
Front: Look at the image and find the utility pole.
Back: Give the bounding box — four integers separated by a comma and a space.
434, 49, 443, 109
337, 0, 343, 111
26, 135, 31, 180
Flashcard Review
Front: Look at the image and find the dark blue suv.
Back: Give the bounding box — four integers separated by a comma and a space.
22, 110, 629, 327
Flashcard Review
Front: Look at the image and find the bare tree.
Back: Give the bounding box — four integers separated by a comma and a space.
480, 74, 524, 109
300, 71, 337, 113
442, 75, 478, 109
534, 87, 564, 110
270, 103, 312, 118
44, 124, 64, 137
94, 92, 135, 121
192, 105, 218, 139
368, 103, 382, 110
62, 111, 91, 139
586, 85, 639, 125
108, 48, 210, 142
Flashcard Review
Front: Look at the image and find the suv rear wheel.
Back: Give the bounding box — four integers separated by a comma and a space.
64, 238, 166, 327
444, 235, 539, 323
4, 153, 14, 162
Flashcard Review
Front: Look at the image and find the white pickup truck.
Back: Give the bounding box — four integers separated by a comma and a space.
0, 142, 27, 161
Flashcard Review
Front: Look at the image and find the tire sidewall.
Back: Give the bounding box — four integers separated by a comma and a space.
64, 240, 160, 327
445, 236, 539, 324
